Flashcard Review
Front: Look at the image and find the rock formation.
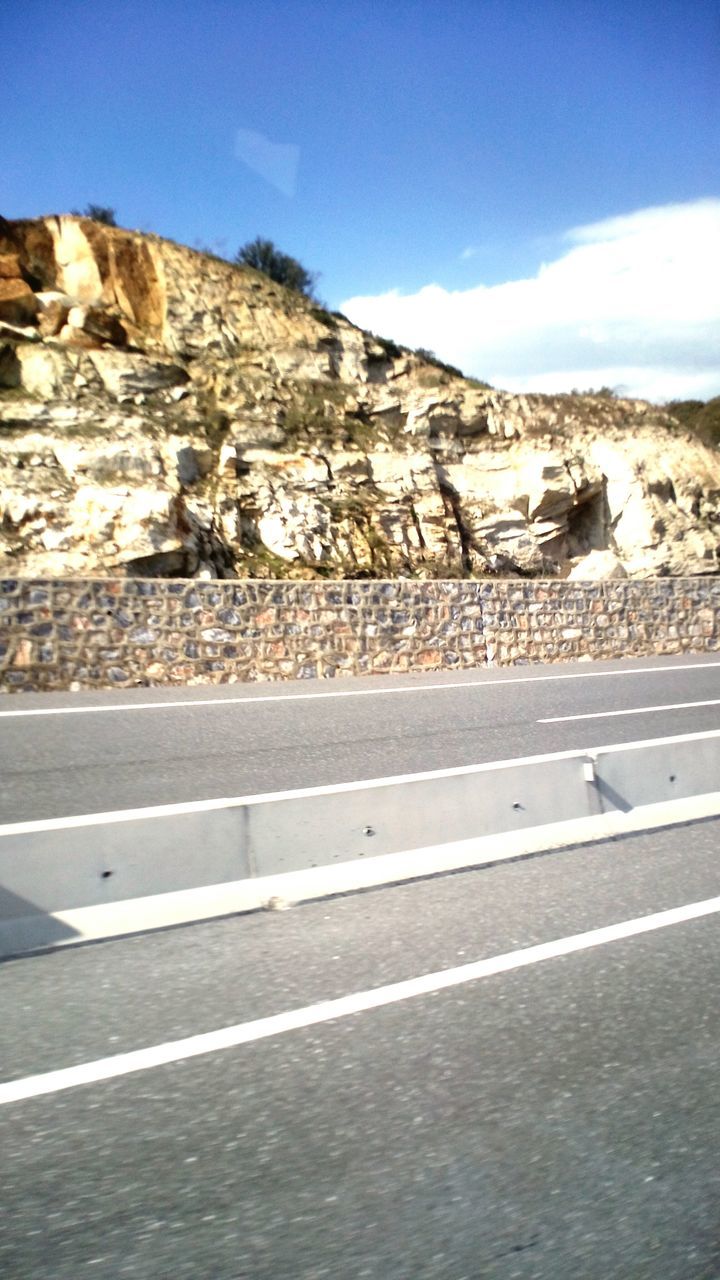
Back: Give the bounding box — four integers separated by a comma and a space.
1, 214, 718, 580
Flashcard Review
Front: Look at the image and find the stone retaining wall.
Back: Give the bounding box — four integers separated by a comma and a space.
1, 577, 717, 692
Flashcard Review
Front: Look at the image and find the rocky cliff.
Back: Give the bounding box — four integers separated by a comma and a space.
1, 214, 718, 581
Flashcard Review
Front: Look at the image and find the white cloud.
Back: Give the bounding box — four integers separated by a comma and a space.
459, 245, 477, 260
341, 199, 720, 402
234, 127, 300, 197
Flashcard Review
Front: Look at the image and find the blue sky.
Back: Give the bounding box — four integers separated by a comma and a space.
5, 0, 720, 399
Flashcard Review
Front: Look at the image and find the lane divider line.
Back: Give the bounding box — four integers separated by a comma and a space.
2, 727, 719, 836
1, 893, 719, 1106
540, 698, 720, 724
1, 661, 719, 718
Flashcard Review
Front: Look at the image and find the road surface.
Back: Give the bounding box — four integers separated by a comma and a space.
1, 654, 719, 821
1, 818, 719, 1279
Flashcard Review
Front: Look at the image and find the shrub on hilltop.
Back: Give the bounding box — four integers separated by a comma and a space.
71, 204, 118, 226
234, 237, 318, 300
666, 397, 720, 447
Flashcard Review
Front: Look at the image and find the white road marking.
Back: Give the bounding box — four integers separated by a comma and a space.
2, 727, 718, 836
540, 698, 720, 724
0, 661, 718, 719
1, 893, 718, 1105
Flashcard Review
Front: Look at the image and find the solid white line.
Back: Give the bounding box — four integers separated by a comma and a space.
1, 661, 718, 718
540, 698, 720, 724
2, 728, 719, 837
2, 893, 719, 1105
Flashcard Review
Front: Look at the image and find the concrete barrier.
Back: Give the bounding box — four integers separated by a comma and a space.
593, 732, 720, 809
1, 729, 719, 958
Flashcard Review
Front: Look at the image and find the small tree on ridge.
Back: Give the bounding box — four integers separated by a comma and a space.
235, 237, 318, 299
71, 204, 118, 226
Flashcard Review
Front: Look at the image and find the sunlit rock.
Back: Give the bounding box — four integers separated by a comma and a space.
0, 212, 718, 581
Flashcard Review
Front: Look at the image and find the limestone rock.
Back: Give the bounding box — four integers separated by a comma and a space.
37, 299, 70, 338
0, 278, 38, 324
0, 213, 718, 581
568, 550, 628, 580
13, 345, 67, 398
66, 304, 127, 346
0, 253, 22, 279
86, 349, 189, 397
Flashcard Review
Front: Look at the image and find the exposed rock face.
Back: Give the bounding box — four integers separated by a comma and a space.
1, 214, 718, 580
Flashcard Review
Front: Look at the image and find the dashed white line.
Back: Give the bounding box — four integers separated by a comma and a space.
1, 661, 718, 718
1, 893, 718, 1105
540, 698, 720, 724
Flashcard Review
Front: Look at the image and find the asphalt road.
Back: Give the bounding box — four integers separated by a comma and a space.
1, 654, 719, 821
1, 818, 719, 1279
